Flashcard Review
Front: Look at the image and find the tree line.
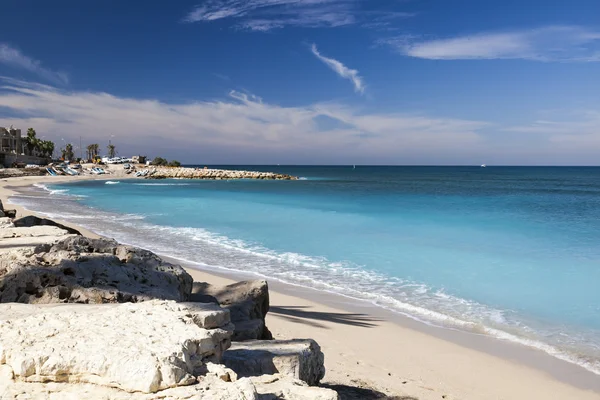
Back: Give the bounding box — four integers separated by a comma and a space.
23, 128, 55, 158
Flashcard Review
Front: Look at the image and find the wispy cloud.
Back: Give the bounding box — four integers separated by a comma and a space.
310, 44, 365, 94
183, 0, 414, 31
184, 0, 357, 30
0, 78, 486, 164
0, 44, 68, 85
381, 26, 600, 62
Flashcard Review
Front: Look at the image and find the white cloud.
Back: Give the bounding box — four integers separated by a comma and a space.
310, 44, 365, 94
184, 0, 356, 30
0, 44, 68, 84
382, 26, 600, 62
0, 78, 486, 164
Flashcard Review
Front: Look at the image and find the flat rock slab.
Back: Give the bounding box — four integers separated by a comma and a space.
223, 339, 326, 386
0, 365, 259, 400
0, 300, 233, 393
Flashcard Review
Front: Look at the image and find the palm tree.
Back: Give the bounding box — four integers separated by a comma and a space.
107, 144, 116, 158
25, 128, 38, 155
62, 143, 74, 161
86, 144, 94, 161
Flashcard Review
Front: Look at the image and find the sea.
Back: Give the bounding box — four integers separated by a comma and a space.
10, 166, 600, 375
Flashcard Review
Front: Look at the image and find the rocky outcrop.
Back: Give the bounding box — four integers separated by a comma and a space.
0, 236, 193, 304
0, 217, 338, 399
223, 339, 326, 386
146, 167, 297, 180
0, 300, 234, 393
192, 280, 273, 341
12, 215, 83, 235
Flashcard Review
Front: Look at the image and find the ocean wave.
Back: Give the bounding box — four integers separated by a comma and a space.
105, 181, 120, 185
10, 188, 600, 376
33, 183, 69, 195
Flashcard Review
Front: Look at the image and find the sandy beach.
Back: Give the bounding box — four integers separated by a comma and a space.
1, 171, 600, 400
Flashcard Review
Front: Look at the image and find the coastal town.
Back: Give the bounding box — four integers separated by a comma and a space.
0, 126, 296, 181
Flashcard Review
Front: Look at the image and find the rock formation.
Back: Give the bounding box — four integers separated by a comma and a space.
223, 339, 326, 386
0, 236, 193, 303
192, 280, 273, 341
0, 300, 337, 399
0, 215, 337, 399
0, 300, 233, 393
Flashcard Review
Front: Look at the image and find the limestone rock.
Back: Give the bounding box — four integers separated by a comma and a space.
0, 217, 14, 228
0, 300, 234, 393
0, 236, 193, 304
223, 339, 326, 386
0, 367, 259, 399
192, 280, 273, 341
251, 375, 339, 400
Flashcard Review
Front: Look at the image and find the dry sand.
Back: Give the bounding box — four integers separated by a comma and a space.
1, 171, 599, 400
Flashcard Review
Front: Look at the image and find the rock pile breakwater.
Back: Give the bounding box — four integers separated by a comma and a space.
146, 167, 297, 180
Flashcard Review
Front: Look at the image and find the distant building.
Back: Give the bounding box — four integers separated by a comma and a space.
0, 126, 22, 154
132, 155, 146, 164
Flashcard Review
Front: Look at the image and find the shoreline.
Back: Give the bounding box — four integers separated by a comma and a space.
2, 174, 600, 399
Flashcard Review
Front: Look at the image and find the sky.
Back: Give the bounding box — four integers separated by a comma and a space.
1, 0, 600, 165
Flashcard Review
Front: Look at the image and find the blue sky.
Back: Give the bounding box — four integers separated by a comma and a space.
1, 0, 600, 164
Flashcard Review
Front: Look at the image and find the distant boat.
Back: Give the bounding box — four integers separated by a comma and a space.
353, 165, 356, 169
481, 164, 486, 168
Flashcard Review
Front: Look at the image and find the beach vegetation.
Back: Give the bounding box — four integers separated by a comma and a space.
22, 127, 55, 158
107, 144, 116, 158
86, 143, 100, 160
61, 143, 75, 161
151, 157, 181, 167
151, 157, 169, 166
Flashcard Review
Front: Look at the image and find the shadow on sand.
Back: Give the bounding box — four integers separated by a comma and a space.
322, 383, 418, 400
269, 305, 382, 329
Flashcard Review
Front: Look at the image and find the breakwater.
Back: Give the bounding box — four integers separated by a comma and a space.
146, 167, 297, 180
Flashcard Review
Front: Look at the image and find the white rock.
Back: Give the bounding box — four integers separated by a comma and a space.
0, 300, 233, 393
0, 371, 258, 400
0, 217, 14, 228
223, 339, 326, 386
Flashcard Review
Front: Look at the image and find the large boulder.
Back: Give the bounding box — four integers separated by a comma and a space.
191, 280, 273, 341
223, 339, 326, 386
0, 300, 234, 393
0, 236, 193, 304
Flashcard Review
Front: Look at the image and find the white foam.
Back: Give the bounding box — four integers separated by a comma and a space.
105, 181, 120, 185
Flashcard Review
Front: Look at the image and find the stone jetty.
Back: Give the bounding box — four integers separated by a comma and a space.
146, 166, 297, 180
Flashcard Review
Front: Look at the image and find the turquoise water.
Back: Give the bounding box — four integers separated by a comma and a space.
13, 166, 600, 373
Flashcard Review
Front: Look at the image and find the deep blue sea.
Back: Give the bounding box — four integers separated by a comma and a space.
12, 166, 600, 374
